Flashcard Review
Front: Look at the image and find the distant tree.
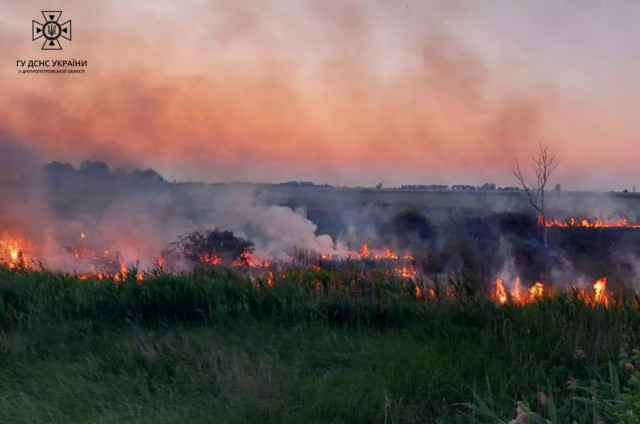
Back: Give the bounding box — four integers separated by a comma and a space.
513, 143, 558, 246
43, 161, 75, 177
42, 161, 77, 188
554, 183, 561, 191
391, 208, 436, 248
131, 168, 165, 183
375, 183, 383, 189
480, 182, 496, 190
79, 160, 110, 177
169, 229, 254, 266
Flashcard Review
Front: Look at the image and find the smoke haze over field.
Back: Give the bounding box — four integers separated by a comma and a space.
1, 1, 640, 190
5, 1, 640, 289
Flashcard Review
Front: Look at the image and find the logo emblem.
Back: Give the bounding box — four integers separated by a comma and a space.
32, 11, 71, 50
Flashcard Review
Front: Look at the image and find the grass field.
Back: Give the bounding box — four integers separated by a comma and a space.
2, 267, 640, 423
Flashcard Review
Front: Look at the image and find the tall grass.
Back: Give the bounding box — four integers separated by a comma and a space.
1, 265, 640, 422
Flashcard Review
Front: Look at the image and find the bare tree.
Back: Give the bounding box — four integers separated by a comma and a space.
513, 143, 558, 246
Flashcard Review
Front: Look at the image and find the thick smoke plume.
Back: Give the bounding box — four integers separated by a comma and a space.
0, 138, 350, 273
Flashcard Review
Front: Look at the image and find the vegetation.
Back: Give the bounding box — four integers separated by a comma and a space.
1, 266, 640, 422
166, 229, 254, 266
513, 143, 559, 246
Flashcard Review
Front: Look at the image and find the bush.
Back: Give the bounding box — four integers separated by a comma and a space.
391, 208, 436, 249
168, 229, 254, 265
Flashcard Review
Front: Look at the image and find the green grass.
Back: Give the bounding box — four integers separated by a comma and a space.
2, 267, 640, 422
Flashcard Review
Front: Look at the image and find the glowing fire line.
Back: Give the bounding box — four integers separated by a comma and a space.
491, 277, 610, 307
539, 215, 640, 228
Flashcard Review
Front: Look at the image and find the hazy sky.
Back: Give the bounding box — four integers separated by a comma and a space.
1, 0, 640, 190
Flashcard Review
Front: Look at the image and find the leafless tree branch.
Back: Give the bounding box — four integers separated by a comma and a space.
513, 142, 558, 246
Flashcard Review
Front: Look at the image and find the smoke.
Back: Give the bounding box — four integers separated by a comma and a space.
0, 137, 352, 272
0, 136, 54, 240
186, 185, 349, 259
0, 0, 553, 186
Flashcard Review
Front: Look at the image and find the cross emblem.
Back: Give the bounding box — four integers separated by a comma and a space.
32, 11, 72, 50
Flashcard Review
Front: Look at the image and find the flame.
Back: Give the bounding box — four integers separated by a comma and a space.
200, 253, 222, 265
394, 265, 417, 279
0, 232, 34, 270
113, 261, 128, 284
511, 277, 525, 305
529, 282, 544, 301
231, 251, 270, 268
539, 215, 640, 228
492, 278, 508, 305
592, 277, 609, 306
415, 284, 423, 298
357, 243, 414, 261
491, 277, 613, 307
0, 230, 619, 310
156, 255, 165, 271
493, 278, 547, 305
359, 243, 371, 258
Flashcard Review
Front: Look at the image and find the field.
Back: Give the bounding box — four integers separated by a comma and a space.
2, 266, 640, 423
5, 171, 640, 423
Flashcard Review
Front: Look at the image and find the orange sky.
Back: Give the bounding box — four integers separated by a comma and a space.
1, 0, 640, 189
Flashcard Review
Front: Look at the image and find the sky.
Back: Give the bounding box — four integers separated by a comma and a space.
1, 0, 640, 190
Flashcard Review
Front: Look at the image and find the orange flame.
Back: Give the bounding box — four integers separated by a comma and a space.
415, 284, 423, 298
0, 232, 34, 270
395, 265, 417, 279
510, 277, 525, 305
539, 215, 640, 228
492, 278, 508, 305
359, 243, 371, 258
592, 277, 609, 306
358, 243, 414, 261
200, 253, 222, 265
529, 282, 544, 301
232, 251, 270, 268
493, 278, 546, 305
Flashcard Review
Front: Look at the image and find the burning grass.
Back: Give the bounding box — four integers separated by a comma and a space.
1, 266, 640, 422
539, 215, 640, 228
5, 219, 640, 422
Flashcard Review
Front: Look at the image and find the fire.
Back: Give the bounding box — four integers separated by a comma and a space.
0, 233, 34, 270
592, 277, 609, 306
539, 215, 640, 228
359, 243, 371, 258
156, 255, 165, 271
492, 278, 547, 305
415, 284, 423, 298
113, 261, 128, 284
395, 265, 417, 279
200, 253, 222, 265
529, 282, 544, 300
511, 277, 525, 305
0, 229, 620, 309
492, 278, 508, 305
231, 251, 270, 268
492, 277, 613, 307
358, 243, 414, 261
